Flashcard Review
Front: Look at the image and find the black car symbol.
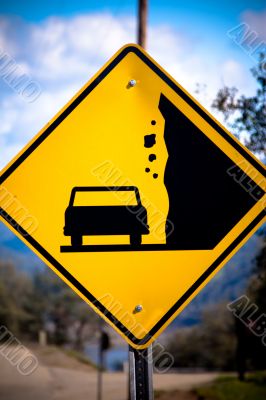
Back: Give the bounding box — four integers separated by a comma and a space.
63, 186, 150, 247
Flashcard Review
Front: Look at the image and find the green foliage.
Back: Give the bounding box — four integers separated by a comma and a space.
0, 260, 98, 347
249, 230, 266, 312
212, 53, 266, 157
29, 269, 98, 346
0, 260, 33, 334
241, 229, 266, 371
196, 372, 266, 400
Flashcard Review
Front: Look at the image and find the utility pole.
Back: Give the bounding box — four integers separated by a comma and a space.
137, 0, 148, 49
97, 319, 111, 400
97, 320, 103, 400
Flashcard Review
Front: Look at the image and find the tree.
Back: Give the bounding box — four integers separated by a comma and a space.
251, 228, 266, 311
246, 227, 266, 371
213, 54, 266, 379
0, 260, 99, 347
166, 304, 236, 370
212, 52, 266, 158
30, 269, 98, 347
0, 261, 33, 335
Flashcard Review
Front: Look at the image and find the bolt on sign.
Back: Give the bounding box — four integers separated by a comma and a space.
0, 44, 265, 349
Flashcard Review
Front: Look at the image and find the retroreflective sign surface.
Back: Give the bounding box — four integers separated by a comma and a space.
0, 44, 265, 348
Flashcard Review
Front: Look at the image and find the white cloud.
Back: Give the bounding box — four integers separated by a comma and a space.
19, 13, 135, 81
0, 18, 16, 54
242, 9, 266, 40
221, 59, 247, 87
0, 105, 17, 136
0, 13, 256, 170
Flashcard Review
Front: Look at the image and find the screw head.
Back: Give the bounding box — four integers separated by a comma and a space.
129, 79, 137, 87
135, 304, 143, 313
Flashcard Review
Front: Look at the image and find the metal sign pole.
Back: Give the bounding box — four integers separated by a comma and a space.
129, 345, 154, 400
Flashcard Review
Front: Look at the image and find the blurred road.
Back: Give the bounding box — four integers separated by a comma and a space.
0, 346, 220, 400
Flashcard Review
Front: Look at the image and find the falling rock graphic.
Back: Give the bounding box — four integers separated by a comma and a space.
158, 93, 263, 250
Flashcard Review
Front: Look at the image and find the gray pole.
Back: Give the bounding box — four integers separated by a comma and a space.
137, 0, 148, 49
129, 345, 154, 400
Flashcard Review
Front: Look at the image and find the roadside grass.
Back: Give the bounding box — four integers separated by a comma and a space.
155, 389, 197, 400
195, 372, 266, 400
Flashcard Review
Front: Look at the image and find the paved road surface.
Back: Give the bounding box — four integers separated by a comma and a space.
0, 347, 220, 400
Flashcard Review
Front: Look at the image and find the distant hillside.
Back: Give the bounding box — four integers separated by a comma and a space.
0, 223, 45, 273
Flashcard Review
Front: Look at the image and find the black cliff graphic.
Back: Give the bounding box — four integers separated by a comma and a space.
159, 93, 263, 250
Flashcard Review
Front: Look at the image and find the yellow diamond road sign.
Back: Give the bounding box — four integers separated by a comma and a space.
0, 44, 265, 349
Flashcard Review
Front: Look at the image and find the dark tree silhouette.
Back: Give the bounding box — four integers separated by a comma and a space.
212, 52, 266, 158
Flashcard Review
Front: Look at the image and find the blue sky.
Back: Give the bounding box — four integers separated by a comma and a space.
1, 0, 265, 44
1, 0, 265, 22
0, 2, 265, 177
0, 3, 265, 213
1, 1, 265, 53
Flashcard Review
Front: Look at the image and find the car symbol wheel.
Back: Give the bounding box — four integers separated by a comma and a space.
130, 234, 142, 247
71, 235, 83, 247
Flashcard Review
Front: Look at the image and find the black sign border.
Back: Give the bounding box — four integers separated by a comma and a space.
0, 45, 265, 346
